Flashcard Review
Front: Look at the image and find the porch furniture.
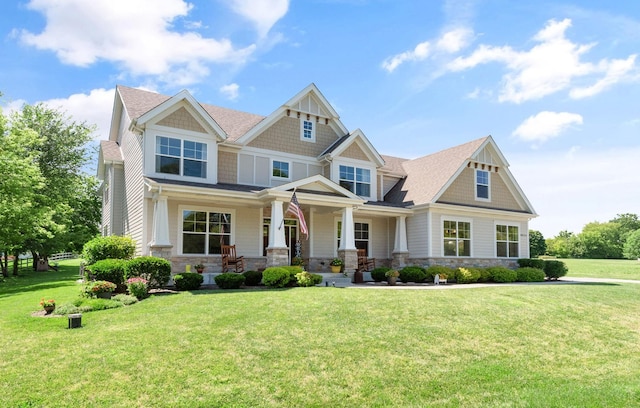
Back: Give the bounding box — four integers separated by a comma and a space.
221, 245, 245, 273
357, 249, 375, 273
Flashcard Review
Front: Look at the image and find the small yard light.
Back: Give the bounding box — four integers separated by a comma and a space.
68, 313, 82, 329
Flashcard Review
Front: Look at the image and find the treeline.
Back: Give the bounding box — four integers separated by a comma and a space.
532, 213, 640, 259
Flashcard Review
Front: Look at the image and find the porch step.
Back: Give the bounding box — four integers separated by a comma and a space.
317, 273, 353, 287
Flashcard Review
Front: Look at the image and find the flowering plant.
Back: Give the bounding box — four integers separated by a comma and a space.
88, 280, 117, 293
385, 270, 400, 278
194, 263, 205, 270
330, 258, 343, 266
126, 277, 149, 299
39, 298, 56, 308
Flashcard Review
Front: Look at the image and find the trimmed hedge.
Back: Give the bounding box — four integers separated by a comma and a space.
487, 266, 517, 283
86, 259, 128, 288
517, 258, 545, 269
543, 260, 568, 280
370, 267, 391, 282
516, 267, 546, 282
173, 273, 204, 291
262, 267, 291, 288
82, 235, 136, 265
399, 266, 427, 283
125, 256, 171, 288
215, 273, 246, 289
456, 267, 481, 284
242, 270, 263, 286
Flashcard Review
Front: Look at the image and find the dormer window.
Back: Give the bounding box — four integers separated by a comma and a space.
301, 119, 315, 142
475, 169, 490, 200
155, 136, 207, 178
339, 165, 370, 197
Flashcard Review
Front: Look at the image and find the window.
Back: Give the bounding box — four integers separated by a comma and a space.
339, 165, 371, 197
272, 160, 289, 179
301, 119, 315, 141
156, 136, 207, 178
336, 221, 370, 251
496, 224, 519, 258
182, 210, 231, 254
443, 220, 471, 257
476, 169, 489, 200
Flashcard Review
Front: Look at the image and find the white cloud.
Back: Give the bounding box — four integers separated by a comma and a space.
382, 27, 472, 73
447, 18, 638, 103
229, 0, 290, 38
19, 0, 256, 85
510, 147, 640, 237
220, 83, 240, 101
42, 88, 115, 140
512, 111, 583, 144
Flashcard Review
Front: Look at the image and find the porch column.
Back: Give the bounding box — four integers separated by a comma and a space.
266, 200, 288, 267
149, 194, 172, 259
392, 215, 409, 269
338, 206, 357, 275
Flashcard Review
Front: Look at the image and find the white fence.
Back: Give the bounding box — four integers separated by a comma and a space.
49, 252, 78, 261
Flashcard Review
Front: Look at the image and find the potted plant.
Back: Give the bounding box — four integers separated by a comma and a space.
385, 269, 400, 285
86, 280, 117, 299
39, 298, 56, 314
194, 263, 205, 273
330, 258, 343, 273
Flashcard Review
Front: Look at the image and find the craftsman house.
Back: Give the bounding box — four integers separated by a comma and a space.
98, 84, 536, 277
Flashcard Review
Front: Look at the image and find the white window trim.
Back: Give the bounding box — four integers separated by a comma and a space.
440, 216, 473, 257
177, 205, 236, 256
494, 221, 520, 258
300, 118, 316, 142
334, 160, 376, 200
474, 169, 491, 202
271, 159, 292, 181
335, 217, 372, 256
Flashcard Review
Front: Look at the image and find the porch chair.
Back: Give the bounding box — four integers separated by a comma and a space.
357, 249, 375, 273
221, 244, 245, 273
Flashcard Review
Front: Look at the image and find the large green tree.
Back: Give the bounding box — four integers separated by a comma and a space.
545, 230, 576, 258
529, 230, 546, 258
623, 229, 640, 260
574, 222, 624, 259
2, 102, 101, 273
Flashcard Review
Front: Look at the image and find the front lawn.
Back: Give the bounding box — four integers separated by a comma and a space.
1, 259, 640, 407
564, 258, 640, 280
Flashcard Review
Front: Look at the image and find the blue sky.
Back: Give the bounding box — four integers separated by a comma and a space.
1, 0, 639, 238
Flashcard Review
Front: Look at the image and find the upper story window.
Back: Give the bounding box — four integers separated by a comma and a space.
301, 119, 315, 142
443, 220, 471, 257
496, 224, 519, 258
339, 165, 370, 197
476, 169, 490, 200
272, 160, 290, 179
156, 136, 207, 178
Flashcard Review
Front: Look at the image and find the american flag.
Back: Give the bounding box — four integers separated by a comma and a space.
286, 191, 308, 239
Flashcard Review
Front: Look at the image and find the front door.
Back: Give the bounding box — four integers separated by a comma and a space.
263, 218, 299, 263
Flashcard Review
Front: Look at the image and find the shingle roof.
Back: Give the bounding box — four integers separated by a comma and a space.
384, 137, 489, 206
380, 154, 409, 176
100, 140, 123, 162
117, 85, 265, 141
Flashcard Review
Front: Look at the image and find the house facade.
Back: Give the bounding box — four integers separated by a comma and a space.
98, 84, 537, 277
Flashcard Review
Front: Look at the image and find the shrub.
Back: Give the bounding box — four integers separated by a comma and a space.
125, 256, 171, 288
517, 258, 545, 269
399, 266, 427, 283
281, 266, 304, 286
456, 267, 481, 284
111, 294, 139, 306
262, 267, 291, 288
487, 266, 517, 283
83, 280, 117, 297
243, 270, 263, 286
295, 271, 322, 287
370, 267, 391, 282
85, 259, 128, 287
126, 277, 149, 299
215, 273, 246, 289
173, 273, 204, 291
477, 268, 493, 283
82, 235, 136, 265
425, 265, 456, 282
543, 260, 568, 280
516, 267, 545, 282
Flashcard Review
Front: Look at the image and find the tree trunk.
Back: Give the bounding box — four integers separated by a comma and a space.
31, 251, 38, 271
1, 251, 8, 278
12, 250, 19, 276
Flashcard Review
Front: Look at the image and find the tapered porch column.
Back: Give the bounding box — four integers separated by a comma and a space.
148, 194, 172, 258
392, 215, 409, 268
338, 206, 357, 274
266, 200, 288, 267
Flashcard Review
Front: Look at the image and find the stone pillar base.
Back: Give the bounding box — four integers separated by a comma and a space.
391, 251, 410, 269
338, 249, 358, 277
266, 247, 289, 267
149, 244, 173, 260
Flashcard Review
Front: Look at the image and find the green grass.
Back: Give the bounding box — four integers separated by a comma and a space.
2, 259, 640, 407
564, 258, 640, 280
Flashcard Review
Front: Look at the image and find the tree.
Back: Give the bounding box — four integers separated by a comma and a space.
545, 230, 576, 258
2, 102, 100, 273
529, 230, 546, 258
610, 213, 640, 243
574, 222, 623, 259
623, 229, 640, 260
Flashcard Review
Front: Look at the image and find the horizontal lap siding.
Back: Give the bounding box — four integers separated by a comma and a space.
312, 212, 337, 257
370, 217, 391, 259
407, 212, 429, 258
121, 117, 145, 255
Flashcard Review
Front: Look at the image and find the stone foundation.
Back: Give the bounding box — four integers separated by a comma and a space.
410, 257, 518, 269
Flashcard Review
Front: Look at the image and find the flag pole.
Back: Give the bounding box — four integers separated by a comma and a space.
279, 187, 297, 230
